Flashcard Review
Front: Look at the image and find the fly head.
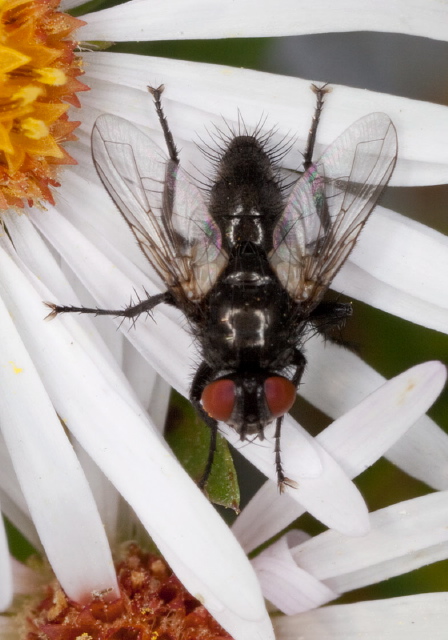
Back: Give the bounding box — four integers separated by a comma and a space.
201, 371, 297, 439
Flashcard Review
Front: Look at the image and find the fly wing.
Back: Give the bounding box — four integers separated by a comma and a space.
269, 112, 397, 310
91, 114, 228, 302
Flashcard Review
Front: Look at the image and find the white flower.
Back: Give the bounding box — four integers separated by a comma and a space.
78, 0, 448, 43
1, 1, 448, 639
0, 361, 446, 639
260, 492, 448, 637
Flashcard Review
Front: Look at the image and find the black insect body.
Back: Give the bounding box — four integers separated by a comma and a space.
47, 85, 397, 491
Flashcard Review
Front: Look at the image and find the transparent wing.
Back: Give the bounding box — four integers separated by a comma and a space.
91, 114, 228, 302
270, 112, 397, 308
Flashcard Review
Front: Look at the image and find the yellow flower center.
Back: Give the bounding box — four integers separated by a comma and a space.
0, 0, 88, 210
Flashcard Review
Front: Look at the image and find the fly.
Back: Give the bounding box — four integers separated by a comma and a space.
46, 84, 397, 491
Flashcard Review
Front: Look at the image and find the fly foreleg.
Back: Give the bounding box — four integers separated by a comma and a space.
274, 350, 306, 492
274, 416, 297, 493
189, 362, 221, 492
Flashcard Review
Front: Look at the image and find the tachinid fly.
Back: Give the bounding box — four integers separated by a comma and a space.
47, 84, 397, 491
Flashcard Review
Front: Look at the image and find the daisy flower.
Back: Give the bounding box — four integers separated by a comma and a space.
0, 360, 446, 640
1, 0, 448, 639
260, 488, 448, 638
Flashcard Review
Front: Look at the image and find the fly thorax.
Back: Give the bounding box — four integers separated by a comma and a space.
226, 205, 264, 247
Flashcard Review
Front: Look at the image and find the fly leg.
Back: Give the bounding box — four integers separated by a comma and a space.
310, 300, 357, 348
148, 85, 189, 248
302, 84, 333, 234
190, 362, 220, 491
303, 83, 331, 170
149, 87, 219, 490
275, 350, 306, 492
45, 291, 173, 321
274, 417, 298, 493
147, 85, 179, 164
198, 421, 218, 491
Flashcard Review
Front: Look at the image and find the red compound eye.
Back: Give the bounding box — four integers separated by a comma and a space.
264, 377, 296, 418
201, 379, 236, 422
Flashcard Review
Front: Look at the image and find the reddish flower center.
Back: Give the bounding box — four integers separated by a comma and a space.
24, 545, 233, 640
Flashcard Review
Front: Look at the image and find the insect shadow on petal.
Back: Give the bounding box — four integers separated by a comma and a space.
46, 83, 397, 492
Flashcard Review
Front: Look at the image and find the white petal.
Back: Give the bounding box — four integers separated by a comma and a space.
0, 485, 40, 553
32, 207, 197, 392
318, 360, 446, 476
71, 442, 121, 544
293, 491, 448, 593
387, 423, 448, 490
0, 251, 119, 602
334, 207, 448, 332
4, 212, 130, 380
80, 0, 448, 43
233, 361, 445, 551
252, 532, 338, 615
0, 240, 272, 640
0, 434, 33, 530
221, 418, 322, 479
5, 211, 171, 432
122, 343, 171, 429
273, 593, 448, 640
82, 53, 448, 186
229, 428, 369, 537
303, 339, 448, 489
0, 514, 12, 611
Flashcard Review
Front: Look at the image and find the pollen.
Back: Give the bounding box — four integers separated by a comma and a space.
23, 545, 233, 640
0, 0, 88, 210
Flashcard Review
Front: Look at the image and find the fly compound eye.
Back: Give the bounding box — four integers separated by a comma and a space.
201, 379, 236, 422
264, 377, 296, 418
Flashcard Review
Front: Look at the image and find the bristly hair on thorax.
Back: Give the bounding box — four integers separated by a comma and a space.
194, 111, 297, 199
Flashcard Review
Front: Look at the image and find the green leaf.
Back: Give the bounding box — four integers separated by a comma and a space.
165, 391, 240, 512
4, 518, 38, 562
